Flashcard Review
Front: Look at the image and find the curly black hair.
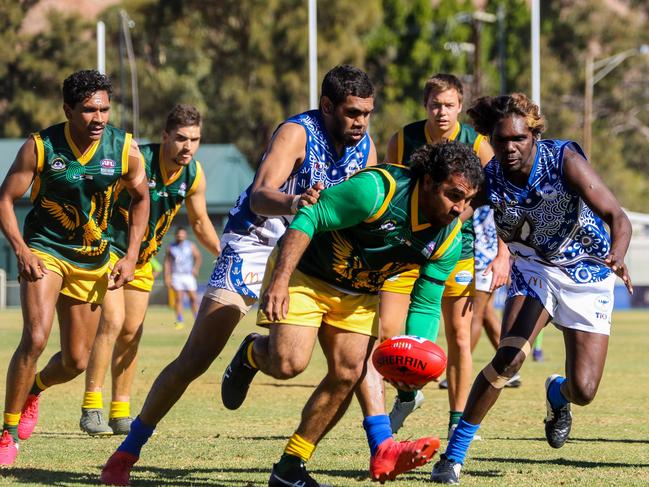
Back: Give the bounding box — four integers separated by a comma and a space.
467, 93, 545, 138
62, 70, 112, 107
410, 141, 484, 191
321, 64, 374, 106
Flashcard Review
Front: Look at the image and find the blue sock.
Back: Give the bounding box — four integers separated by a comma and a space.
548, 376, 569, 409
445, 418, 480, 464
176, 313, 183, 322
363, 415, 393, 455
117, 416, 155, 457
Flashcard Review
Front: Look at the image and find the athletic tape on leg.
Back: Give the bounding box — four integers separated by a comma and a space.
498, 336, 531, 357
481, 363, 511, 389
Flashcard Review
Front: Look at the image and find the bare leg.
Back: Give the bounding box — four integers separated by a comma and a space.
38, 295, 103, 387
294, 326, 372, 444
186, 290, 199, 318
442, 296, 473, 413
462, 296, 550, 424
174, 289, 185, 322
4, 272, 62, 414
482, 292, 501, 349
471, 291, 499, 352
561, 329, 608, 405
111, 288, 150, 402
85, 287, 126, 394
139, 298, 243, 425
252, 324, 319, 380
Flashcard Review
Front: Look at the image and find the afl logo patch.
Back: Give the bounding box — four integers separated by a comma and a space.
178, 182, 187, 197
454, 270, 474, 285
51, 158, 66, 171
100, 159, 116, 176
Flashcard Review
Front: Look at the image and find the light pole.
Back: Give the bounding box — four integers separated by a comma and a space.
583, 43, 649, 157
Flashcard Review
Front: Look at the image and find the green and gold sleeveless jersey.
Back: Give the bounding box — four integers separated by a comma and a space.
394, 120, 486, 259
24, 122, 130, 268
297, 164, 462, 294
110, 143, 202, 264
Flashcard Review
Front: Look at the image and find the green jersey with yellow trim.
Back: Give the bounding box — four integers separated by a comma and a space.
24, 122, 130, 268
395, 120, 485, 259
295, 164, 462, 294
110, 143, 202, 264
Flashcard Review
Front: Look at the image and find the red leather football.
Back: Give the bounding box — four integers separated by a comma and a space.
372, 335, 446, 387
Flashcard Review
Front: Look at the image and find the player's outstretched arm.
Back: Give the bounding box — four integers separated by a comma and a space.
563, 147, 633, 294
0, 138, 47, 281
185, 170, 221, 255
110, 140, 150, 289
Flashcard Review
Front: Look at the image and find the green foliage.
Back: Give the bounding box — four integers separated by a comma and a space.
1, 0, 648, 211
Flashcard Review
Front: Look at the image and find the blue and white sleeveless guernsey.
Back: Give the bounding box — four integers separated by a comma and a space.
209, 109, 372, 301
472, 205, 498, 272
168, 240, 195, 275
484, 139, 611, 284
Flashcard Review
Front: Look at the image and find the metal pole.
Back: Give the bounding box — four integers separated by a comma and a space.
120, 10, 139, 138
97, 21, 106, 74
308, 0, 318, 110
531, 0, 540, 108
472, 18, 482, 97
583, 50, 594, 158
497, 3, 506, 94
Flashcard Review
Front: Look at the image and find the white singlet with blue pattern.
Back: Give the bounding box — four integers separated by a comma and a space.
209, 110, 372, 300
473, 205, 498, 271
484, 139, 611, 284
168, 240, 195, 275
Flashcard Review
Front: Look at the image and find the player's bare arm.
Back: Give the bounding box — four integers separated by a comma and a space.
110, 140, 150, 289
562, 147, 633, 293
185, 173, 221, 255
249, 123, 323, 216
476, 138, 495, 166
261, 229, 312, 322
0, 137, 47, 281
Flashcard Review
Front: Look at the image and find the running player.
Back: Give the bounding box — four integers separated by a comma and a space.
100, 65, 377, 486
383, 74, 509, 436
0, 70, 149, 466
223, 141, 484, 486
79, 104, 220, 437
430, 93, 633, 484
165, 227, 203, 328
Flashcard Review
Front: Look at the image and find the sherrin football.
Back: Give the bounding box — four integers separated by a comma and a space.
372, 335, 446, 387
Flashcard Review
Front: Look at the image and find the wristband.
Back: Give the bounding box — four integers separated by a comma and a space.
290, 195, 300, 215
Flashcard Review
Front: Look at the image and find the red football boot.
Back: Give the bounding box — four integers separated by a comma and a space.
100, 450, 139, 486
18, 394, 40, 440
0, 430, 19, 467
370, 436, 440, 483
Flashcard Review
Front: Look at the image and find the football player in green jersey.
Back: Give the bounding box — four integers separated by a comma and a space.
80, 104, 220, 437
381, 74, 510, 437
222, 141, 484, 485
0, 70, 149, 467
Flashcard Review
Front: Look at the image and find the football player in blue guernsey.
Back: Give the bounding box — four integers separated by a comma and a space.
430, 93, 633, 484
101, 64, 377, 486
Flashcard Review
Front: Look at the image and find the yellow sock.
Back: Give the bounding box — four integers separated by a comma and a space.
3, 412, 20, 427
284, 433, 315, 462
109, 401, 130, 419
34, 372, 48, 392
246, 341, 258, 369
82, 391, 103, 410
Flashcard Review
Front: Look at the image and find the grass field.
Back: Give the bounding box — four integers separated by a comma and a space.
0, 306, 648, 486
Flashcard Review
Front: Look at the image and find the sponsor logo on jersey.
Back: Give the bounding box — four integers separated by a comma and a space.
100, 158, 116, 176
421, 241, 437, 259
594, 295, 611, 311
148, 178, 157, 188
178, 182, 187, 197
539, 183, 558, 201
51, 158, 66, 171
455, 270, 474, 284
380, 219, 397, 232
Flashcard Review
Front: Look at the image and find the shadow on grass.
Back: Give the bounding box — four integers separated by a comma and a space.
489, 435, 649, 445
474, 456, 649, 469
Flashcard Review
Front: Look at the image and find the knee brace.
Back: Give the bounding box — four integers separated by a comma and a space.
481, 336, 531, 389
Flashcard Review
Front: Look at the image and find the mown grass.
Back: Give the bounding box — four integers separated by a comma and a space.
0, 307, 648, 486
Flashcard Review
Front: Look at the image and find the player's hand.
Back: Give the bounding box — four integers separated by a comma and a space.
16, 247, 47, 281
261, 279, 290, 322
485, 252, 510, 292
605, 253, 633, 295
109, 256, 136, 290
295, 182, 325, 212
385, 378, 425, 392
